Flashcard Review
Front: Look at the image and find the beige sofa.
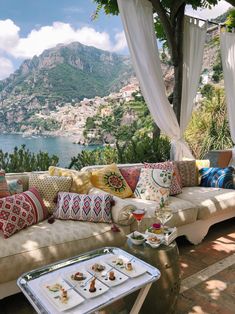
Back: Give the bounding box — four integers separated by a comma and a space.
1, 158, 235, 299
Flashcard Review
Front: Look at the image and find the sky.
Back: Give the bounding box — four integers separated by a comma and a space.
0, 0, 232, 80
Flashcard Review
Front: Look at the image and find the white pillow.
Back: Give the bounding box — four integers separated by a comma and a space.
134, 168, 172, 202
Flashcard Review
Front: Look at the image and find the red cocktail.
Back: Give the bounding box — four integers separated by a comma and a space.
132, 209, 146, 231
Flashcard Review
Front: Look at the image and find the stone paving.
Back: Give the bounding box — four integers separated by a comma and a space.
1, 218, 235, 314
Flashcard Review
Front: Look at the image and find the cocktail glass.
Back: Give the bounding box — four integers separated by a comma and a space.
132, 208, 146, 232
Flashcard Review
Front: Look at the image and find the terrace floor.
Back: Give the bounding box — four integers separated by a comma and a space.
1, 217, 235, 314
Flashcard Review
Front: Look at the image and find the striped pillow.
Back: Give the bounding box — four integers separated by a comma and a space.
0, 170, 10, 199
0, 188, 48, 238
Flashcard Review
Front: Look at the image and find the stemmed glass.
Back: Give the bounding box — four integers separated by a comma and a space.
155, 198, 173, 230
132, 208, 146, 232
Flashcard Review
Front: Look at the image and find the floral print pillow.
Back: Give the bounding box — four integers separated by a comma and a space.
134, 168, 173, 202
91, 164, 133, 198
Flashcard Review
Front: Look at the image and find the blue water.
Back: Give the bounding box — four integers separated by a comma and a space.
0, 134, 98, 167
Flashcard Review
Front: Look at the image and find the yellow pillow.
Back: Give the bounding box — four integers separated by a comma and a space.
90, 164, 133, 198
183, 158, 210, 184
48, 166, 92, 194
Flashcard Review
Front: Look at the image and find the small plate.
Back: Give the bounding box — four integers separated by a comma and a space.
98, 268, 129, 287
145, 237, 163, 248
41, 277, 84, 312
87, 261, 112, 278
74, 277, 109, 299
126, 231, 146, 245
64, 269, 92, 288
106, 255, 147, 278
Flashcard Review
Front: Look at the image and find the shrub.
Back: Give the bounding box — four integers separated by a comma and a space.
0, 145, 59, 173
69, 135, 170, 170
185, 87, 233, 158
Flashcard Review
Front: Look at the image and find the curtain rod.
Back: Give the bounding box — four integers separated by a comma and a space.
186, 15, 225, 26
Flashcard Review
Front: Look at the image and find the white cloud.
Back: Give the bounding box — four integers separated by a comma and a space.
0, 19, 127, 60
0, 57, 14, 79
186, 1, 232, 20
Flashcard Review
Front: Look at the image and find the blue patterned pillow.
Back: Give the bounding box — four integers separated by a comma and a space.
199, 167, 234, 189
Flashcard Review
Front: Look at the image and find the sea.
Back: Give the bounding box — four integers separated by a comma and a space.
0, 134, 99, 167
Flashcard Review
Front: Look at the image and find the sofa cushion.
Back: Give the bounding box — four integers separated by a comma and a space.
90, 164, 133, 198
0, 188, 48, 238
176, 186, 235, 220
0, 171, 10, 198
7, 179, 23, 195
119, 167, 141, 192
123, 196, 198, 232
0, 219, 129, 284
134, 168, 172, 202
144, 161, 182, 195
29, 174, 72, 213
199, 167, 234, 189
48, 166, 92, 194
54, 192, 113, 223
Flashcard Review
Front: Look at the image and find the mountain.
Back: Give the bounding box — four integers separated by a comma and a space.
0, 42, 134, 133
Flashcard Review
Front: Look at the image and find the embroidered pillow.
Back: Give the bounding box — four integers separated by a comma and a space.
29, 174, 72, 213
54, 192, 113, 223
7, 179, 24, 195
119, 167, 141, 192
183, 158, 210, 185
90, 164, 133, 198
175, 160, 197, 187
199, 167, 234, 189
0, 171, 10, 198
0, 188, 47, 238
144, 161, 182, 195
48, 166, 92, 194
134, 168, 173, 202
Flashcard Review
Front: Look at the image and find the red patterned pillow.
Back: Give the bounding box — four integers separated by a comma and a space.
0, 188, 48, 238
119, 167, 141, 192
0, 170, 10, 198
54, 192, 113, 223
144, 161, 182, 195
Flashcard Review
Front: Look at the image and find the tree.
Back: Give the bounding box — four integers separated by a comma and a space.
93, 0, 235, 124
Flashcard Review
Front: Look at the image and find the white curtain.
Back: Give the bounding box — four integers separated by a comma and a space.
117, 0, 206, 160
220, 31, 235, 165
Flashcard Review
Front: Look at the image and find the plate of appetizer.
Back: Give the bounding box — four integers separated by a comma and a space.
146, 236, 163, 248
41, 277, 84, 312
106, 255, 147, 278
73, 276, 109, 299
87, 262, 112, 278
97, 268, 129, 287
64, 269, 92, 288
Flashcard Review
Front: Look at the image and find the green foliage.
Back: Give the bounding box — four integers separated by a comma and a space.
201, 84, 215, 99
69, 135, 170, 170
225, 8, 235, 31
185, 87, 233, 158
0, 145, 59, 173
212, 54, 223, 83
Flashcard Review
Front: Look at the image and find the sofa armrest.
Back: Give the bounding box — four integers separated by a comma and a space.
89, 187, 136, 226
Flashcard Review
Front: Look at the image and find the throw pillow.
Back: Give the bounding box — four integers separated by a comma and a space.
0, 188, 47, 238
134, 168, 173, 202
90, 164, 133, 198
7, 179, 24, 195
199, 167, 234, 189
175, 160, 197, 187
48, 166, 92, 194
144, 161, 182, 195
29, 174, 72, 213
182, 158, 210, 185
0, 170, 10, 198
54, 192, 113, 223
119, 167, 141, 192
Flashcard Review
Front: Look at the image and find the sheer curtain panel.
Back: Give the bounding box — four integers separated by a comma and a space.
117, 0, 206, 160
220, 31, 235, 165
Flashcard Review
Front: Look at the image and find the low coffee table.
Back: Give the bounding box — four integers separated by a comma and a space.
17, 247, 160, 314
122, 239, 181, 314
